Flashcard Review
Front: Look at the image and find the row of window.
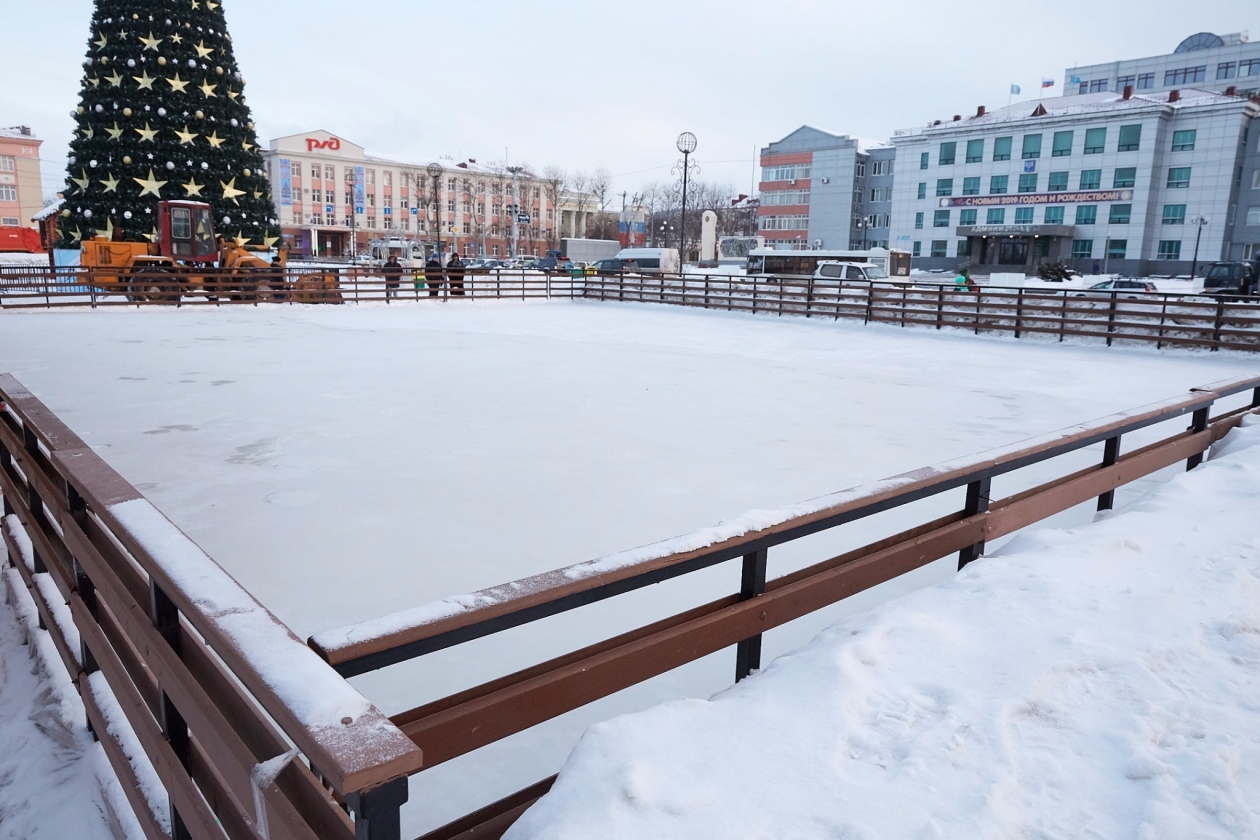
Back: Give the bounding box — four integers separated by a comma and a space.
758, 214, 810, 231
869, 187, 893, 202
917, 202, 1194, 228
762, 164, 812, 183
760, 190, 811, 206
871, 160, 893, 176
863, 214, 892, 229
924, 125, 1159, 171
289, 162, 546, 199
911, 239, 1179, 260
918, 165, 1193, 198
1083, 61, 1260, 94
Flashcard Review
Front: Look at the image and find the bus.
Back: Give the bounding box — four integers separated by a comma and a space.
746, 247, 911, 278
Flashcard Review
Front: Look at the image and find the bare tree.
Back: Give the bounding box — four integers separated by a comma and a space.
570, 170, 593, 238
542, 166, 567, 249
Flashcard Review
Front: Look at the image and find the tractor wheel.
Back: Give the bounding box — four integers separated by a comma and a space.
132, 268, 180, 304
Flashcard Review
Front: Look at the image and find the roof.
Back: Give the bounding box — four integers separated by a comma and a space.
32, 198, 64, 222
0, 126, 39, 141
894, 88, 1258, 139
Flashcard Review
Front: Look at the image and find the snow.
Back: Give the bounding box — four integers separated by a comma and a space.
3, 513, 36, 571
0, 301, 1256, 835
0, 565, 144, 839
508, 414, 1260, 840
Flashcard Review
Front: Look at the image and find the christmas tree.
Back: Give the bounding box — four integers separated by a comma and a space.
57, 0, 277, 249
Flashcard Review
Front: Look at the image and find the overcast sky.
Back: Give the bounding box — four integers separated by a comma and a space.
2, 0, 1253, 201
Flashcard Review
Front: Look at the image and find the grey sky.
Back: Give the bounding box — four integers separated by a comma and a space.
2, 0, 1253, 201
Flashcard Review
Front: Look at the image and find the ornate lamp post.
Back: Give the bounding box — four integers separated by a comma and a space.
1190, 215, 1209, 279
674, 132, 698, 265
344, 169, 358, 263
427, 163, 444, 261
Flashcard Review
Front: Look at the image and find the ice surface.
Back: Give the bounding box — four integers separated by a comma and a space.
509, 415, 1260, 839
0, 300, 1255, 834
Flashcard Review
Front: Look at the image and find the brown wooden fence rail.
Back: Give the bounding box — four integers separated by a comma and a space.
306, 372, 1260, 839
0, 375, 423, 840
0, 264, 585, 309
582, 272, 1260, 353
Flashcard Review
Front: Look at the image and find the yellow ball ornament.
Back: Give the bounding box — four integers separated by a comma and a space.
123, 107, 132, 117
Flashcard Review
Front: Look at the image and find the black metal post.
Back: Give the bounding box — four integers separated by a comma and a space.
957, 476, 992, 570
679, 154, 690, 264
149, 581, 192, 840
1186, 406, 1211, 471
1191, 219, 1204, 279
735, 548, 768, 682
1097, 435, 1122, 511
347, 776, 409, 840
22, 427, 47, 577
1253, 386, 1260, 409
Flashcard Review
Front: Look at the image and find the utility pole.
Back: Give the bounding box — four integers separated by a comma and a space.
428, 163, 444, 262
507, 165, 525, 258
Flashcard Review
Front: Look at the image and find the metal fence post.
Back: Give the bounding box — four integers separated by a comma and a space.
1253, 386, 1260, 409
1186, 404, 1211, 471
1106, 291, 1118, 346
1014, 289, 1024, 339
957, 477, 992, 570
1097, 435, 1122, 511
347, 776, 409, 840
149, 580, 192, 840
734, 548, 768, 682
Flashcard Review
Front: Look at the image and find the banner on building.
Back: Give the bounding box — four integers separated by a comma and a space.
354, 166, 366, 210
279, 159, 292, 206
940, 189, 1133, 208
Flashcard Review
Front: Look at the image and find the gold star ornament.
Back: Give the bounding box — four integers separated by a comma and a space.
132, 71, 157, 90
220, 177, 245, 204
93, 33, 108, 51
105, 122, 124, 141
99, 173, 120, 193
139, 31, 163, 51
105, 70, 124, 87
263, 235, 279, 249
194, 40, 214, 59
175, 125, 199, 145
167, 73, 190, 93
134, 122, 159, 142
70, 169, 91, 192
199, 79, 218, 98
182, 177, 205, 197
205, 131, 225, 148
133, 168, 168, 198
234, 233, 250, 247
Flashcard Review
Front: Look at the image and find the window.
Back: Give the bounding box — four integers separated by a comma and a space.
1114, 168, 1137, 189
1218, 62, 1237, 80
1242, 59, 1260, 77
1117, 75, 1135, 90
1164, 66, 1206, 86
1254, 170, 1260, 189
936, 178, 953, 196
324, 165, 335, 180
368, 194, 376, 207
930, 241, 948, 258
917, 182, 927, 200
1075, 205, 1097, 225
290, 162, 301, 178
961, 177, 980, 196
1109, 204, 1132, 224
1052, 131, 1073, 157
1171, 130, 1196, 152
763, 190, 812, 206
1250, 207, 1260, 226
1162, 204, 1186, 225
1022, 134, 1043, 159
1117, 125, 1142, 152
447, 178, 456, 191
758, 215, 810, 231
1079, 169, 1102, 190
1107, 240, 1127, 259
384, 171, 393, 187
1157, 240, 1182, 260
1015, 207, 1034, 224
0, 185, 16, 202
1072, 240, 1093, 259
957, 240, 971, 257
1084, 127, 1106, 154
1019, 173, 1038, 193
934, 209, 951, 227
966, 139, 984, 163
920, 152, 929, 170
1044, 206, 1065, 225
868, 187, 892, 202
1137, 73, 1155, 89
912, 241, 922, 257
1085, 79, 1109, 93
871, 160, 890, 176
987, 208, 1006, 225
1167, 167, 1191, 189
311, 189, 322, 204
959, 208, 978, 226
365, 169, 375, 185
993, 136, 1012, 161
1048, 171, 1068, 192
915, 212, 924, 230
990, 175, 1009, 194
939, 142, 956, 165
0, 217, 17, 227
448, 200, 455, 212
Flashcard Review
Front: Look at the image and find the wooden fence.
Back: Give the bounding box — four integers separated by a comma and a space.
2, 370, 1259, 838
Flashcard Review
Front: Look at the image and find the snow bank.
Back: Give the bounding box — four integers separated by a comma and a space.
509, 415, 1260, 840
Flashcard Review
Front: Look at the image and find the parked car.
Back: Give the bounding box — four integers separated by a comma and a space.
589, 258, 639, 275
1201, 261, 1257, 297
1073, 279, 1159, 298
814, 261, 888, 282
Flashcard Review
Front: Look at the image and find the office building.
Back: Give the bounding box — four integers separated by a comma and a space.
0, 126, 44, 230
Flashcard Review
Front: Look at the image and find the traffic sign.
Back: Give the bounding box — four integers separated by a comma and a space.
410, 207, 418, 215
355, 205, 365, 214
517, 214, 531, 224
384, 207, 392, 215
325, 204, 334, 214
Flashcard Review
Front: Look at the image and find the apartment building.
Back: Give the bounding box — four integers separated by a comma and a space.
0, 126, 44, 230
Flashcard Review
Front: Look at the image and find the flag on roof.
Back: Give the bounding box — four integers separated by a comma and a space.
1070, 75, 1081, 84
1042, 77, 1056, 88
1010, 84, 1021, 95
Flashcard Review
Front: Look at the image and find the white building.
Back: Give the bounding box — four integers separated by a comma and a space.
891, 87, 1260, 275
1065, 31, 1260, 98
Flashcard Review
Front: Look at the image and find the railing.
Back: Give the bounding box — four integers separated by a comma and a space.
305, 372, 1260, 838
582, 272, 1260, 353
0, 264, 586, 309
0, 375, 422, 840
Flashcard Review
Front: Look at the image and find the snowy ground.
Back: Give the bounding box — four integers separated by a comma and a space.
0, 300, 1257, 834
510, 415, 1260, 840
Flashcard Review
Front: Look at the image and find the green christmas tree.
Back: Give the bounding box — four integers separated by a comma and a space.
58, 0, 277, 249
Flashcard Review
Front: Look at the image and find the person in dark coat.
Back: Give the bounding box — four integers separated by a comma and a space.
425, 254, 444, 297
447, 253, 466, 297
383, 255, 403, 299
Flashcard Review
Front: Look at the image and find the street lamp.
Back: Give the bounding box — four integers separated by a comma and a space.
855, 218, 868, 250
344, 170, 358, 263
427, 163, 444, 262
506, 166, 525, 258
675, 132, 697, 264
1190, 215, 1210, 279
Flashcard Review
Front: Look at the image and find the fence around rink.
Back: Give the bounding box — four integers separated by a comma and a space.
2, 369, 1259, 838
5, 264, 1260, 354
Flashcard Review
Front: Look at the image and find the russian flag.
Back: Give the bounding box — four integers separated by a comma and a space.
1042, 78, 1056, 88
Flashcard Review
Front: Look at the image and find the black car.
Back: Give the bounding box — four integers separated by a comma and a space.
589, 258, 638, 275
1202, 261, 1257, 297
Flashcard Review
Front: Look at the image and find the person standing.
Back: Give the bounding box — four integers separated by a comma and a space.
383, 255, 403, 300
447, 253, 466, 297
426, 254, 444, 298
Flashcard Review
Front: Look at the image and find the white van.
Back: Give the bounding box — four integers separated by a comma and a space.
813, 261, 888, 282
615, 248, 680, 274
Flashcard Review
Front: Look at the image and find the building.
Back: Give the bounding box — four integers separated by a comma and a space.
262, 131, 595, 260
0, 126, 44, 231
891, 87, 1259, 275
1065, 31, 1260, 99
758, 127, 889, 250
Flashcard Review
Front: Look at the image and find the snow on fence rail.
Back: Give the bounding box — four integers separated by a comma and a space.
2, 369, 1260, 839
0, 374, 421, 840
